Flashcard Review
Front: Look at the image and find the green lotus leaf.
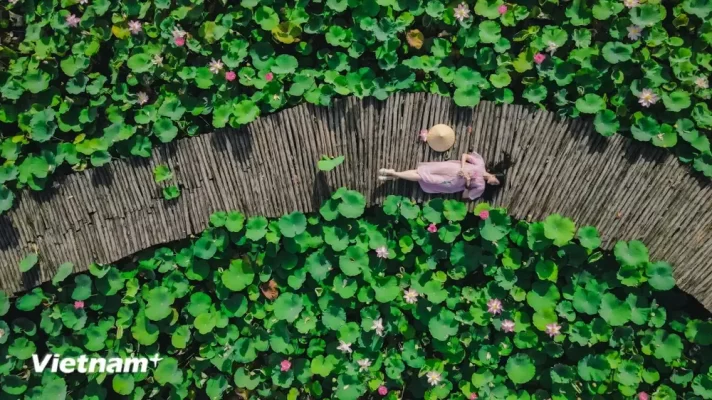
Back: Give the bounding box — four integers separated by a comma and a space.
337, 190, 366, 218
599, 293, 631, 326
272, 55, 299, 74
273, 293, 304, 322
8, 337, 36, 360
527, 281, 560, 312
222, 258, 255, 291
318, 155, 345, 171
454, 85, 482, 107
234, 368, 261, 390
0, 185, 14, 213
630, 4, 665, 26
523, 84, 548, 103
602, 42, 633, 63
479, 21, 502, 44
614, 240, 649, 266
578, 354, 611, 382
662, 90, 691, 112
145, 287, 175, 321
429, 308, 459, 341
646, 261, 675, 291
543, 214, 576, 246
154, 358, 183, 386
685, 320, 712, 346
19, 253, 38, 273
652, 330, 683, 362
505, 354, 536, 384
684, 0, 712, 18
279, 211, 307, 238
692, 374, 712, 399
594, 109, 619, 137
575, 93, 605, 114
153, 118, 178, 143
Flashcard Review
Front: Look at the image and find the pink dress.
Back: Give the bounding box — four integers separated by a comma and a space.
417, 153, 486, 200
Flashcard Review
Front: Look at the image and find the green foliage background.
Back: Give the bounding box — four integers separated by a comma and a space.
1, 189, 712, 399
2, 0, 712, 213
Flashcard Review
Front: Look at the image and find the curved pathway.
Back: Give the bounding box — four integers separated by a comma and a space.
1, 94, 711, 306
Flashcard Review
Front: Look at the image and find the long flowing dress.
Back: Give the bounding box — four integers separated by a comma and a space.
417, 152, 486, 200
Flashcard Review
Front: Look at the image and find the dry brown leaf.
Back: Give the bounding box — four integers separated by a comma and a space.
260, 279, 279, 300
406, 29, 424, 49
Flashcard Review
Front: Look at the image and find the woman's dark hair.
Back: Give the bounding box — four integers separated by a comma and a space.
468, 149, 514, 201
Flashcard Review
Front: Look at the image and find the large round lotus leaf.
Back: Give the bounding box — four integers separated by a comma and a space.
323, 225, 349, 252
443, 200, 467, 221
652, 330, 684, 363
154, 358, 183, 385
234, 367, 261, 390
273, 293, 304, 322
245, 216, 268, 241
83, 325, 108, 351
225, 211, 245, 233
615, 360, 642, 387
693, 374, 712, 399
144, 287, 175, 321
194, 312, 217, 334
543, 214, 575, 246
2, 375, 28, 395
339, 246, 368, 276
428, 308, 459, 341
505, 353, 536, 384
480, 209, 511, 241
72, 275, 92, 301
172, 325, 191, 349
372, 276, 399, 303
526, 281, 560, 312
193, 236, 217, 260
646, 261, 676, 291
614, 240, 649, 266
423, 199, 445, 223
186, 293, 212, 317
306, 250, 332, 281
278, 211, 307, 238
599, 293, 631, 326
686, 320, 712, 346
573, 286, 602, 315
338, 322, 360, 343
221, 259, 255, 291
337, 190, 365, 218
233, 338, 258, 363
335, 374, 366, 400
112, 374, 134, 395
8, 337, 36, 360
206, 375, 229, 399
576, 226, 601, 250
578, 354, 611, 382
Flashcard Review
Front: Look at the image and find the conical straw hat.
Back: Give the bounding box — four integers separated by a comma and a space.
427, 124, 455, 152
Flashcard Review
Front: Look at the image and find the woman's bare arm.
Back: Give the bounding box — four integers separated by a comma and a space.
462, 189, 471, 199
460, 154, 469, 170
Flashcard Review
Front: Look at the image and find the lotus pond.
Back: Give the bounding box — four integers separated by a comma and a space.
1, 189, 712, 399
2, 0, 712, 214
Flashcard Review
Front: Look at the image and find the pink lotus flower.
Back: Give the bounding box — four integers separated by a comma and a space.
534, 53, 546, 64
501, 319, 515, 333
498, 4, 507, 14
404, 288, 419, 304
637, 88, 659, 108
427, 223, 438, 233
66, 14, 81, 27
453, 2, 470, 21
375, 246, 388, 259
74, 300, 85, 309
174, 36, 185, 46
487, 298, 503, 315
546, 323, 562, 337
470, 393, 479, 400
419, 129, 429, 142
280, 359, 291, 372
128, 20, 142, 35
225, 71, 236, 81
265, 72, 274, 82
638, 392, 649, 400
479, 210, 490, 220
378, 386, 388, 396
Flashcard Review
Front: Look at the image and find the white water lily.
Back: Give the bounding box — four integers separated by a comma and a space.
546, 41, 558, 54
136, 92, 149, 106
404, 288, 419, 304
337, 340, 352, 354
426, 371, 442, 386
627, 25, 643, 40
696, 76, 709, 89
357, 358, 371, 371
151, 54, 163, 66
372, 318, 385, 337
172, 26, 186, 38
209, 59, 224, 74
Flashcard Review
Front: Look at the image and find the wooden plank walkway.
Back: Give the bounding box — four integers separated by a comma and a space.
1, 94, 711, 306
